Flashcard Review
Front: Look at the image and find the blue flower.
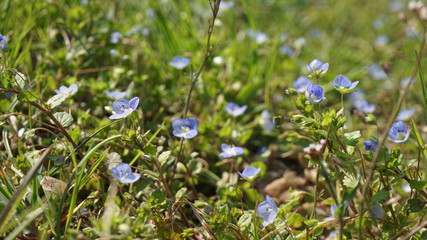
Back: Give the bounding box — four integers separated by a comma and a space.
169, 56, 190, 69
110, 32, 122, 44
305, 83, 324, 103
105, 90, 127, 99
307, 59, 329, 77
257, 195, 278, 227
172, 117, 198, 138
55, 83, 78, 95
354, 99, 375, 113
224, 102, 247, 116
261, 110, 274, 131
109, 97, 139, 120
219, 1, 234, 10
111, 163, 140, 184
238, 166, 261, 179
396, 108, 415, 121
219, 144, 244, 158
331, 74, 359, 94
279, 44, 294, 57
363, 138, 378, 152
247, 29, 268, 44
0, 34, 7, 50
293, 76, 310, 93
388, 121, 410, 143
368, 64, 387, 80
109, 49, 117, 56
370, 203, 385, 219
375, 35, 389, 47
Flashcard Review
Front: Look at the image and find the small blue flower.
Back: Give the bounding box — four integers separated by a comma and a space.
331, 74, 359, 94
354, 99, 375, 113
0, 34, 7, 50
396, 108, 415, 121
293, 76, 310, 93
370, 203, 385, 219
368, 64, 387, 80
224, 102, 247, 116
169, 56, 190, 69
261, 110, 274, 131
219, 1, 234, 10
55, 83, 78, 95
400, 77, 414, 88
307, 59, 329, 77
219, 144, 244, 158
247, 29, 268, 44
109, 97, 139, 120
110, 32, 122, 44
257, 195, 278, 227
363, 138, 378, 152
109, 49, 117, 56
111, 163, 140, 184
105, 90, 127, 99
305, 83, 324, 103
172, 117, 198, 138
279, 44, 294, 57
238, 166, 261, 179
388, 121, 410, 143
375, 35, 389, 47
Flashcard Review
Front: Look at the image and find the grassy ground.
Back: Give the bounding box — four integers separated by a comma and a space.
1, 0, 427, 239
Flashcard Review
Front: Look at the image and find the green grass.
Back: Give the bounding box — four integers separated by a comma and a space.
1, 0, 427, 239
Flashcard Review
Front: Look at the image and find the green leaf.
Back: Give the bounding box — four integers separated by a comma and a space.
369, 189, 388, 205
343, 174, 358, 188
304, 219, 318, 228
343, 130, 361, 146
175, 187, 188, 200
52, 112, 73, 127
237, 212, 253, 232
158, 151, 171, 166
409, 180, 427, 190
17, 91, 38, 102
408, 199, 425, 212
46, 93, 69, 109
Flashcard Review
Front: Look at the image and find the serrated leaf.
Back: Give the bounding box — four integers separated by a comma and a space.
237, 212, 253, 231
47, 93, 69, 109
17, 91, 38, 102
52, 112, 73, 127
158, 151, 171, 166
369, 189, 388, 205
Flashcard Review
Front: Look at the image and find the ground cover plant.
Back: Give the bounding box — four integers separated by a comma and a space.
1, 0, 427, 239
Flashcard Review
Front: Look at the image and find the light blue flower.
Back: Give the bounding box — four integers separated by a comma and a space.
354, 99, 375, 113
257, 195, 278, 227
388, 121, 410, 143
109, 49, 117, 56
172, 117, 198, 138
105, 90, 127, 99
110, 31, 122, 44
370, 203, 385, 219
375, 35, 389, 47
279, 44, 294, 57
331, 74, 359, 94
368, 64, 387, 80
401, 77, 415, 88
219, 144, 244, 158
111, 163, 140, 184
307, 59, 329, 77
396, 108, 415, 121
305, 83, 324, 103
219, 1, 234, 10
261, 110, 274, 131
238, 166, 261, 179
109, 97, 139, 120
169, 56, 190, 69
225, 102, 247, 116
55, 83, 78, 95
293, 76, 310, 93
247, 29, 268, 44
363, 138, 378, 152
0, 34, 7, 50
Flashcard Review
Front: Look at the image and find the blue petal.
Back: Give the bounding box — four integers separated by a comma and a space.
112, 99, 130, 114
129, 97, 140, 110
